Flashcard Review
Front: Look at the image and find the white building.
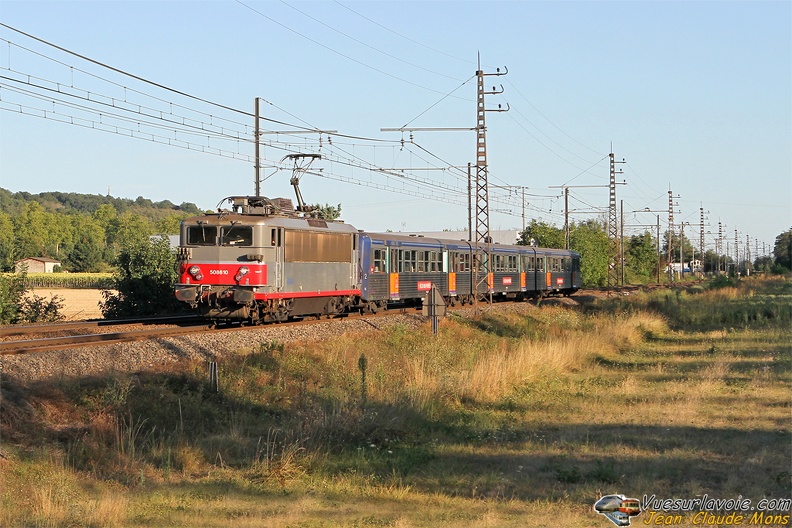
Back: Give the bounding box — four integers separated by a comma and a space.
14, 257, 61, 273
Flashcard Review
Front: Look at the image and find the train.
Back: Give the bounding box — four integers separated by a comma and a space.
174, 196, 581, 323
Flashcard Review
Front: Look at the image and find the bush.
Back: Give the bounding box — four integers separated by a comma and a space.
0, 272, 64, 324
101, 236, 186, 318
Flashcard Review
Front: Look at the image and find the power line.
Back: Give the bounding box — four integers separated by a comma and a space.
279, 0, 464, 82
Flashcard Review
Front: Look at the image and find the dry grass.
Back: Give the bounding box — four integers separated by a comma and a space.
1, 278, 789, 527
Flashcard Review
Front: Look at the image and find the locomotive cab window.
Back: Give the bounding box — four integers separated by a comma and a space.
221, 226, 253, 246
187, 226, 218, 246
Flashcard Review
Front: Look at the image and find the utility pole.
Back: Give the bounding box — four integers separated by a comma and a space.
474, 57, 508, 308
608, 152, 626, 290
667, 189, 680, 282
467, 163, 473, 242
699, 206, 706, 274
657, 215, 661, 284
254, 97, 262, 196
734, 229, 739, 274
746, 234, 751, 275
564, 187, 570, 249
620, 200, 625, 285
717, 221, 723, 273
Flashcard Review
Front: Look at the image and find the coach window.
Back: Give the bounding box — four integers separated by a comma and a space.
509, 255, 518, 272
372, 248, 386, 273
537, 257, 545, 272
187, 226, 217, 246
452, 252, 470, 272
221, 226, 253, 246
400, 250, 417, 272
432, 251, 442, 272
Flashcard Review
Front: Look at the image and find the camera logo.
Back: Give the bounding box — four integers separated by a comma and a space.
594, 494, 642, 526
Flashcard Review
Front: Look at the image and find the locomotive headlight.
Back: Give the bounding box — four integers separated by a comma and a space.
235, 266, 250, 282
188, 265, 203, 281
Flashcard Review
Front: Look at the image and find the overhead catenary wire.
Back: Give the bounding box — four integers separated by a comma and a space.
0, 22, 608, 231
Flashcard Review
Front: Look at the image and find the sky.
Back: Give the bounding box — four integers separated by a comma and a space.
0, 0, 790, 257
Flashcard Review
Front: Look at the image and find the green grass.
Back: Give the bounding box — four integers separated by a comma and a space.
1, 276, 789, 527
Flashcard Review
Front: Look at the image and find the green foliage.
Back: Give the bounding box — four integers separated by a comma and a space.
773, 227, 791, 272
0, 272, 26, 324
66, 216, 105, 272
0, 271, 64, 323
16, 293, 65, 324
311, 203, 343, 221
570, 219, 608, 287
1, 188, 199, 271
627, 231, 658, 279
0, 211, 13, 271
517, 220, 564, 248
662, 228, 696, 264
101, 236, 185, 318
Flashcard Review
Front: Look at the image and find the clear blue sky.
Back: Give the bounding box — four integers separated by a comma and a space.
1, 0, 789, 256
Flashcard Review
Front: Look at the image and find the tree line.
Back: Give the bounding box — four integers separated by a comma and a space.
516, 219, 792, 286
0, 188, 202, 272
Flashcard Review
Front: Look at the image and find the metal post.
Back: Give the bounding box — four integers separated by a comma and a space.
564, 187, 570, 250
254, 97, 261, 197
467, 163, 472, 242
620, 199, 625, 285
656, 215, 661, 284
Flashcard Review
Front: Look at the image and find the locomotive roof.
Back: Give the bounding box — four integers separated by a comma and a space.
182, 212, 359, 234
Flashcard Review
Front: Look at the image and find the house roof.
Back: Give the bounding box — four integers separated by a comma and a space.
15, 257, 62, 264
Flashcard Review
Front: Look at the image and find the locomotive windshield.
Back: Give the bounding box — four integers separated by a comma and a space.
221, 226, 253, 246
187, 226, 217, 246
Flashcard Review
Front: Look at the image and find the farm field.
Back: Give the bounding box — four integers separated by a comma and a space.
1, 277, 790, 527
24, 288, 106, 320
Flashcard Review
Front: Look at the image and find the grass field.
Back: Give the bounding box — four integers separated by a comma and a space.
1, 277, 789, 527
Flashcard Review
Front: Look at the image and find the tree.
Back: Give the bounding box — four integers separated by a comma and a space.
92, 203, 117, 231
773, 228, 791, 272
105, 212, 153, 263
662, 228, 696, 265
626, 231, 657, 279
154, 212, 188, 235
517, 220, 565, 248
0, 271, 63, 324
311, 203, 342, 221
101, 236, 185, 318
12, 201, 50, 258
0, 212, 14, 271
66, 216, 105, 272
569, 219, 608, 287
0, 273, 26, 324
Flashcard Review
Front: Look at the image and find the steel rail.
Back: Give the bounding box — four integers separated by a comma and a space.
0, 324, 212, 355
0, 315, 203, 337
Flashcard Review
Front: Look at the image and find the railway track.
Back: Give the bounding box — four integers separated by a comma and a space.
0, 315, 208, 355
0, 315, 202, 338
0, 309, 418, 355
1, 285, 649, 356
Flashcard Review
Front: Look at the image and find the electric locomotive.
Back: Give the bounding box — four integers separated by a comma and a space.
174, 195, 581, 324
175, 196, 360, 323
